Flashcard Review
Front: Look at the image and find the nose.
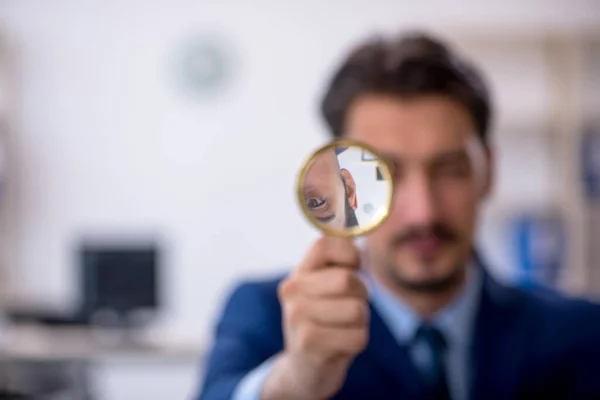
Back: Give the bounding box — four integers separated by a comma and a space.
391, 172, 437, 226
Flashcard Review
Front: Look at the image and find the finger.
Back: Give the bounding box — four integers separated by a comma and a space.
293, 268, 369, 299
295, 322, 368, 358
287, 297, 369, 328
297, 237, 360, 273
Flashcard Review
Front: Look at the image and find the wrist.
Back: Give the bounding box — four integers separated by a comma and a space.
261, 353, 319, 400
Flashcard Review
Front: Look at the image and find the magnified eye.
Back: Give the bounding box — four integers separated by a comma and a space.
306, 197, 326, 209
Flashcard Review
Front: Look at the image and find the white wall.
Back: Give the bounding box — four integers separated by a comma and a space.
0, 0, 599, 345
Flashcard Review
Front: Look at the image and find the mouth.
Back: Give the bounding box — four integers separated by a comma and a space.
404, 236, 444, 258
316, 214, 336, 223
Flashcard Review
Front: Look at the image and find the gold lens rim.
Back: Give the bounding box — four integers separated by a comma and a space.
295, 139, 395, 237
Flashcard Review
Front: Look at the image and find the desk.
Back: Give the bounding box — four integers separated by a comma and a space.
1, 324, 204, 400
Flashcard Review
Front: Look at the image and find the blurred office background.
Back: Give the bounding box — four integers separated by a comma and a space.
0, 0, 599, 398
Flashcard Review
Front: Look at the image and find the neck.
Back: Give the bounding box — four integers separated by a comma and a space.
374, 268, 469, 318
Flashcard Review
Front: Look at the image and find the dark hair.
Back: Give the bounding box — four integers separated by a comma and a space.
320, 31, 492, 144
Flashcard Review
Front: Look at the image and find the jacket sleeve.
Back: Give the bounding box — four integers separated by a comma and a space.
195, 281, 282, 400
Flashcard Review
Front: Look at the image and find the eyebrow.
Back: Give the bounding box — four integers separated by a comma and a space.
316, 214, 336, 223
379, 148, 469, 166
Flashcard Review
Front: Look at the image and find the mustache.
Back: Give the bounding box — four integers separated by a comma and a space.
390, 223, 458, 246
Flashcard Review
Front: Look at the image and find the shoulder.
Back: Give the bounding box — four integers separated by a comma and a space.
215, 272, 288, 329
522, 284, 600, 323
505, 281, 600, 348
224, 273, 287, 307
487, 273, 600, 320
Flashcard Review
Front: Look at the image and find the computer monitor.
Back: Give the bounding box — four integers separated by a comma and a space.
78, 242, 160, 320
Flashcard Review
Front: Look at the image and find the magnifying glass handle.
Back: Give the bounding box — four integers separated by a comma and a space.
353, 236, 371, 273
354, 236, 367, 251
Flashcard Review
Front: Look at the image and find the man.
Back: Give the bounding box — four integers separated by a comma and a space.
196, 31, 600, 400
302, 147, 359, 230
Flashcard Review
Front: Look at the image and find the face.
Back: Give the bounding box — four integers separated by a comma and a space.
302, 148, 358, 231
345, 95, 492, 292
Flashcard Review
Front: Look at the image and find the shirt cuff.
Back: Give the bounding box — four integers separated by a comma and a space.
232, 356, 277, 400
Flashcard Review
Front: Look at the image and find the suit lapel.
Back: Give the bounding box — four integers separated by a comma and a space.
361, 303, 423, 398
469, 261, 533, 400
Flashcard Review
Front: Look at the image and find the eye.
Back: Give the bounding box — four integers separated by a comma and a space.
434, 162, 470, 178
306, 197, 326, 209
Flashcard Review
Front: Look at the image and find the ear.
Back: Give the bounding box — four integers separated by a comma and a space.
340, 168, 358, 209
480, 145, 494, 200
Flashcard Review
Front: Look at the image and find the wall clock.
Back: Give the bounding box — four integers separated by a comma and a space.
174, 33, 236, 97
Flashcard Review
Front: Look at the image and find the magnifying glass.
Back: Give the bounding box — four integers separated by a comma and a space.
296, 139, 395, 238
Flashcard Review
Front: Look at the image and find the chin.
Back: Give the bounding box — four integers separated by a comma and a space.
397, 267, 450, 285
391, 267, 462, 293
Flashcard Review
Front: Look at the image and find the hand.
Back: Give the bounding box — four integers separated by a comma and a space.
262, 237, 369, 400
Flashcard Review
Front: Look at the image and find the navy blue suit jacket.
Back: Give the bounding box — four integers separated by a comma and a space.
196, 262, 600, 400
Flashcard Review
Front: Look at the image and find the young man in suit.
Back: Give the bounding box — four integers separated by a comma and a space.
197, 31, 600, 400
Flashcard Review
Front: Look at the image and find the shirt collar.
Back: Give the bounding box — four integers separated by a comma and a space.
362, 263, 482, 347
